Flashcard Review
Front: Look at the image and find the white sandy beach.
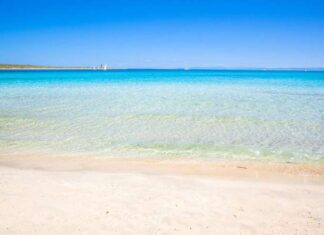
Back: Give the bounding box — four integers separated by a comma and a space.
0, 156, 324, 235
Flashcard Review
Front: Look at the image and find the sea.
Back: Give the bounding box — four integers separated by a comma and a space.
0, 70, 323, 163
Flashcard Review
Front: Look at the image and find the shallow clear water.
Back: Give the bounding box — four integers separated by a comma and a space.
1, 70, 324, 163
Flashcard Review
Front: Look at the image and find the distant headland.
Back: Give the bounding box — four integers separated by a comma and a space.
0, 64, 109, 70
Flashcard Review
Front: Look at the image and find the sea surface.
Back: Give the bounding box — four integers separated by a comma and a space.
0, 70, 324, 163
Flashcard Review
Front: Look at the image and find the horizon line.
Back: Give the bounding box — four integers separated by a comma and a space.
1, 64, 324, 71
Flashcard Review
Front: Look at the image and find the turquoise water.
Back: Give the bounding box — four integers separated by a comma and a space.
1, 70, 324, 163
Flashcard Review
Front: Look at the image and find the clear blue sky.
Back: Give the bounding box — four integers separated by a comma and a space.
1, 0, 324, 68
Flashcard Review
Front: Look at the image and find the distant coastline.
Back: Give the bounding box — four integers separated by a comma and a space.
0, 64, 102, 70
1, 64, 324, 71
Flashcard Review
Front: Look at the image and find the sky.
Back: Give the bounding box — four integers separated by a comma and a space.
0, 0, 324, 68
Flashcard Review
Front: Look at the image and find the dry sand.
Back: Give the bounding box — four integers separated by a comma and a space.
0, 155, 324, 234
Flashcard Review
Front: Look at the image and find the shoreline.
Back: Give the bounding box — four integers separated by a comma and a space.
1, 154, 324, 183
